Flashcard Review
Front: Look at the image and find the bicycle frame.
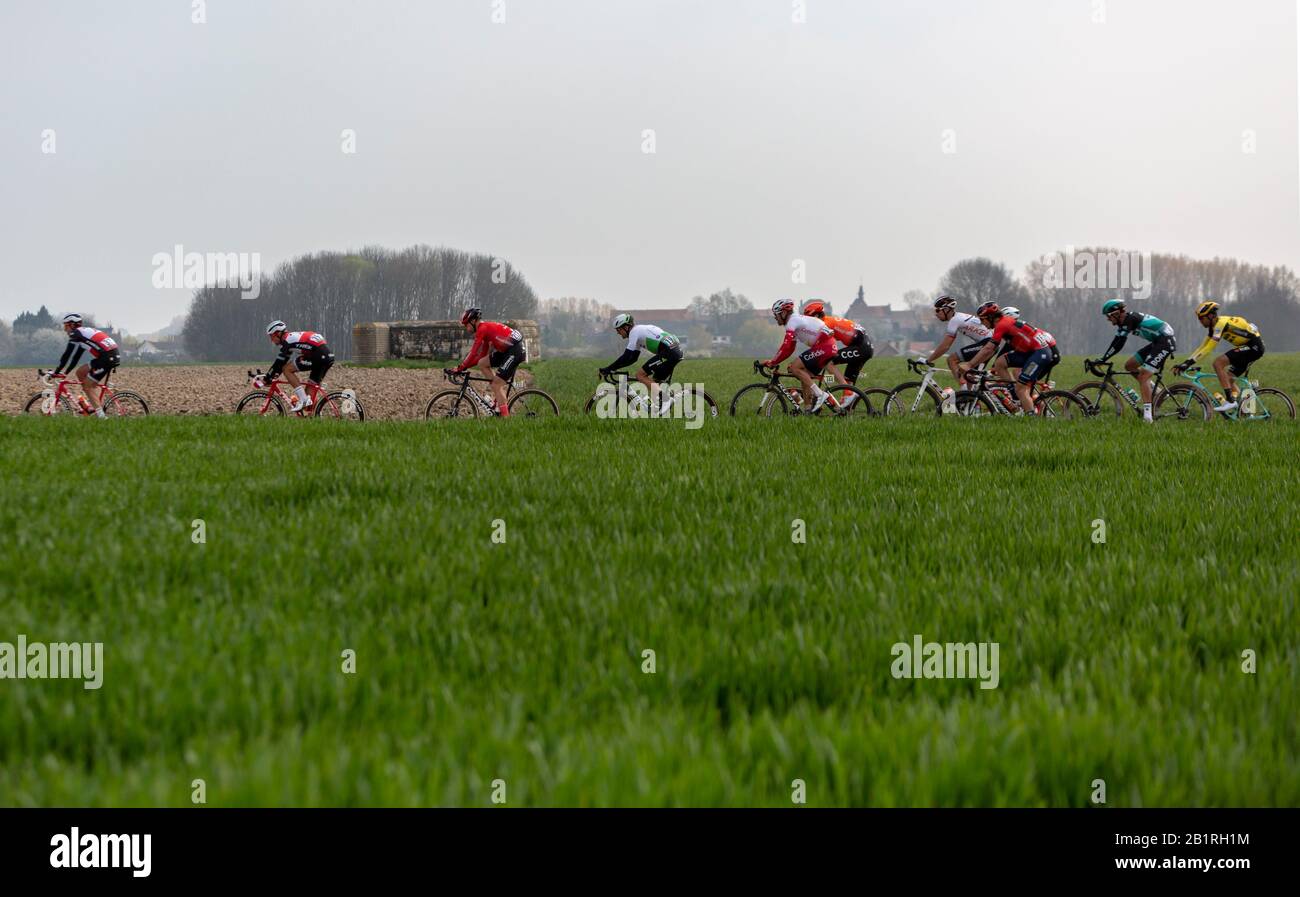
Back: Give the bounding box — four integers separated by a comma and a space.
1180, 367, 1265, 419
256, 375, 326, 415
753, 363, 853, 414
444, 370, 517, 415
1083, 360, 1169, 415
39, 373, 112, 415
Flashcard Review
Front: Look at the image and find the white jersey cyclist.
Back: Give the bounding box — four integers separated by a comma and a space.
784, 313, 833, 347
946, 312, 992, 352
624, 324, 680, 354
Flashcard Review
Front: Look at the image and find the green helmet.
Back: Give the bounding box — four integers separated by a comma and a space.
613, 313, 633, 330
1102, 299, 1125, 316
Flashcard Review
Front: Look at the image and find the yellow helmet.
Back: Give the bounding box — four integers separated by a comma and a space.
1195, 300, 1220, 320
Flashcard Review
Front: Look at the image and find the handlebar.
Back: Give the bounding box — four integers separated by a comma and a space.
907, 358, 933, 374
443, 368, 468, 384
1084, 359, 1112, 377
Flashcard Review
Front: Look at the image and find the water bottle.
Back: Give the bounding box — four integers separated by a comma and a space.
940, 387, 956, 414
1122, 387, 1140, 405
77, 396, 92, 415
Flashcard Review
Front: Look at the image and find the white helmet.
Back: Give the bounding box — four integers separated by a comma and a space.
62, 313, 83, 325
266, 320, 288, 335
613, 313, 633, 330
1002, 306, 1021, 320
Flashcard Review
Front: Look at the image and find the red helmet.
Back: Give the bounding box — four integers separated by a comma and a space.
771, 299, 795, 320
802, 300, 825, 317
975, 301, 1001, 321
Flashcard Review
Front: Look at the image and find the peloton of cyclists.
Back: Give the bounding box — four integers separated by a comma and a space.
960, 302, 1060, 415
760, 299, 838, 413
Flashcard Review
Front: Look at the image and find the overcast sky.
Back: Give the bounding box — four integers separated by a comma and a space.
2, 0, 1297, 333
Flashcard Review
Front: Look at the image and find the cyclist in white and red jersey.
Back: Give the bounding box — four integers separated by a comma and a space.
760, 299, 838, 413
921, 295, 993, 386
961, 302, 1060, 414
48, 313, 120, 417
450, 307, 526, 418
262, 321, 334, 412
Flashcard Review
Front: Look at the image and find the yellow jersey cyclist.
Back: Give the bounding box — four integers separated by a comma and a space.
601, 314, 684, 412
1172, 301, 1264, 413
1090, 299, 1176, 423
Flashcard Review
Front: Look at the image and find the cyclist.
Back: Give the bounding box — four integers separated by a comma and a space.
48, 313, 119, 418
600, 313, 683, 414
760, 298, 837, 413
260, 321, 334, 412
1089, 299, 1176, 423
801, 300, 873, 392
1173, 301, 1264, 413
962, 302, 1059, 415
921, 296, 992, 387
450, 307, 526, 418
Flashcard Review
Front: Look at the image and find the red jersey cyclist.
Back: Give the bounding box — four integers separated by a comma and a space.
47, 313, 120, 418
760, 299, 838, 413
449, 307, 527, 418
961, 302, 1059, 415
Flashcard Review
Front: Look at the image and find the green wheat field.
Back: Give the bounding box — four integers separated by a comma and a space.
1, 355, 1297, 806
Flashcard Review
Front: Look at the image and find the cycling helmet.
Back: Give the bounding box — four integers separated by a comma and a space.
1195, 300, 1220, 320
266, 320, 287, 335
613, 313, 633, 330
62, 313, 83, 326
802, 300, 825, 317
975, 301, 1001, 320
460, 307, 482, 327
1101, 299, 1125, 316
934, 295, 956, 311
1002, 306, 1021, 320
771, 299, 795, 320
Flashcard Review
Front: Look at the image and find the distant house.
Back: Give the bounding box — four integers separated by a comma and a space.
711, 335, 732, 348
132, 337, 185, 361
137, 341, 164, 356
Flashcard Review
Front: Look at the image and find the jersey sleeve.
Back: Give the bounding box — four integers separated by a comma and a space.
460, 331, 490, 369
769, 330, 797, 365
1187, 330, 1219, 363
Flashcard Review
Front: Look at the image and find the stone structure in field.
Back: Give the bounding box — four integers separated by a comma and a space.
352, 320, 541, 363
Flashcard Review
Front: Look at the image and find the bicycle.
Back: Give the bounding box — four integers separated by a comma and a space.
583, 370, 719, 419
886, 358, 956, 415
1072, 359, 1210, 422
236, 369, 365, 420
728, 360, 894, 417
23, 369, 149, 416
1178, 365, 1294, 421
425, 369, 559, 419
953, 368, 1088, 418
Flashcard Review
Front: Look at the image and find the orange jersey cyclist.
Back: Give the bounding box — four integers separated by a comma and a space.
50, 312, 120, 418
801, 300, 873, 387
761, 299, 838, 413
450, 307, 527, 417
263, 320, 335, 412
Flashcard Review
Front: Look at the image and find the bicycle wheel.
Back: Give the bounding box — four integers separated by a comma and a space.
1240, 388, 1295, 421
729, 383, 788, 417
314, 391, 365, 421
507, 388, 559, 418
1154, 384, 1211, 422
954, 390, 994, 417
235, 391, 285, 416
1070, 381, 1122, 418
23, 392, 76, 415
665, 385, 719, 421
886, 381, 943, 416
102, 390, 149, 417
425, 390, 479, 419
1035, 390, 1088, 419
840, 385, 896, 417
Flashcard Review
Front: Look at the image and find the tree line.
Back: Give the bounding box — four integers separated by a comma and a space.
182, 245, 539, 361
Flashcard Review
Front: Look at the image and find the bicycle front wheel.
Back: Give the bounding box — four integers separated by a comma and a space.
23, 392, 75, 415
235, 392, 285, 416
103, 391, 149, 417
507, 388, 559, 418
729, 383, 788, 417
1155, 384, 1211, 422
1070, 381, 1122, 418
425, 390, 478, 420
834, 385, 894, 417
886, 381, 942, 416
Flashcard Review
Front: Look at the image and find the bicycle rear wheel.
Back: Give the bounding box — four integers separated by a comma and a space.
103, 390, 149, 417
314, 391, 365, 421
425, 390, 478, 419
840, 385, 896, 417
1155, 384, 1211, 422
1242, 388, 1295, 420
1035, 390, 1088, 419
729, 383, 788, 417
507, 388, 559, 418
